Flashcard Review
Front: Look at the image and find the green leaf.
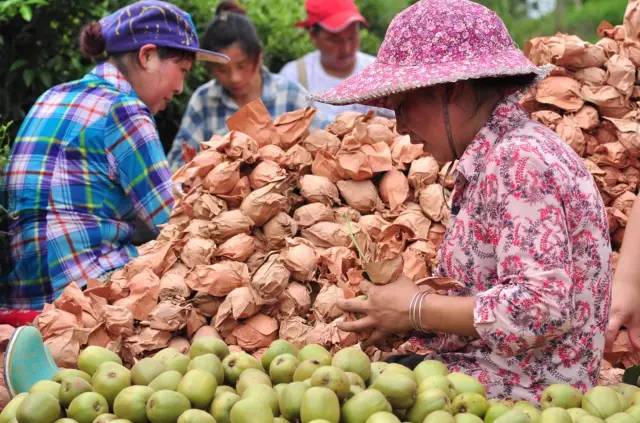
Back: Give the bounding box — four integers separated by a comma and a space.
19, 5, 32, 22
23, 69, 34, 87
9, 59, 27, 72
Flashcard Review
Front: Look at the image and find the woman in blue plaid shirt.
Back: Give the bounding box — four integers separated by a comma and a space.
167, 1, 328, 170
0, 1, 228, 315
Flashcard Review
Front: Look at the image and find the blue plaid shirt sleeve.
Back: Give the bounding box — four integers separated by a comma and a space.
167, 87, 207, 170
106, 102, 174, 231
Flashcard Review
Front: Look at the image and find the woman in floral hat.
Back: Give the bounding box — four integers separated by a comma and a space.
319, 0, 612, 400
1, 1, 228, 320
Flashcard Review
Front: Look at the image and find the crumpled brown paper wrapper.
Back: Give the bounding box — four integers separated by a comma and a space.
263, 212, 299, 249
274, 107, 316, 149
186, 261, 250, 297
250, 253, 291, 305
277, 282, 312, 318
240, 183, 286, 226
216, 233, 256, 262
299, 174, 340, 205
231, 313, 279, 352
280, 238, 318, 281
293, 202, 335, 228
535, 76, 584, 111
302, 221, 351, 248
379, 169, 410, 211
249, 160, 287, 189
419, 184, 448, 222
226, 98, 279, 147
337, 180, 382, 213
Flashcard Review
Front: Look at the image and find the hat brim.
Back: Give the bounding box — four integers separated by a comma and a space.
296, 10, 367, 31
310, 48, 552, 108
193, 48, 230, 64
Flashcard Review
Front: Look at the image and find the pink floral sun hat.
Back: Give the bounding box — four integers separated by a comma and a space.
311, 0, 551, 107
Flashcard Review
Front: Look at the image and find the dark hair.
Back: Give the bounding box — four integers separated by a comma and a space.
201, 0, 262, 61
79, 21, 195, 63
470, 74, 538, 99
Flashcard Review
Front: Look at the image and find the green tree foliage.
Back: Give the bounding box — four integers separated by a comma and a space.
0, 0, 629, 156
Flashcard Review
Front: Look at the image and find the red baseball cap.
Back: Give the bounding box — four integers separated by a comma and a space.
296, 0, 368, 32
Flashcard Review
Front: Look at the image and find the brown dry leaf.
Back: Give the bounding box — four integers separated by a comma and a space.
280, 238, 319, 281
419, 184, 447, 222
249, 160, 287, 189
379, 169, 410, 211
318, 246, 358, 283
278, 317, 312, 347
303, 129, 341, 155
240, 183, 286, 226
273, 107, 316, 149
211, 209, 254, 243
391, 135, 424, 169
301, 221, 351, 248
361, 142, 393, 173
299, 174, 340, 205
112, 268, 160, 321
216, 233, 256, 262
337, 180, 382, 213
336, 150, 373, 181
283, 144, 314, 170
327, 111, 362, 136
263, 212, 298, 249
606, 54, 636, 96
232, 313, 279, 352
293, 202, 335, 228
217, 286, 261, 321
258, 144, 286, 164
250, 253, 291, 305
359, 214, 391, 242
203, 161, 241, 195
185, 261, 250, 296
535, 76, 584, 111
180, 237, 216, 268
312, 150, 341, 183
556, 115, 586, 156
218, 176, 251, 208
278, 282, 312, 318
148, 301, 187, 332
226, 98, 279, 147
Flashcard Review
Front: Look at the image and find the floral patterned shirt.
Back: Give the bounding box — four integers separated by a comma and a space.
416, 99, 612, 400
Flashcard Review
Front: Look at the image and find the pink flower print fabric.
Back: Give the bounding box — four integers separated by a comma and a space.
413, 99, 612, 401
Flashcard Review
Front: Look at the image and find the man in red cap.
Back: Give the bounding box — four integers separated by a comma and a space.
279, 0, 379, 120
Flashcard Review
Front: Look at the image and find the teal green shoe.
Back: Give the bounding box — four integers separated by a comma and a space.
4, 326, 59, 397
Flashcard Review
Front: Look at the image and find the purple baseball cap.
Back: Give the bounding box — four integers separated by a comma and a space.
99, 0, 229, 63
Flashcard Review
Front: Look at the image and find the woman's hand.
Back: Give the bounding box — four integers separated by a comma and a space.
337, 276, 420, 346
606, 276, 640, 351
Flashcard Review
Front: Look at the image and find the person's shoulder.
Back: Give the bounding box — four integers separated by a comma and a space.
267, 70, 307, 93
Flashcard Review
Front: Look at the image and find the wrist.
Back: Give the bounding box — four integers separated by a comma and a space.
410, 291, 435, 332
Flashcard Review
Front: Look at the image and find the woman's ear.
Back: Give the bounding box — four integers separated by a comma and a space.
137, 44, 160, 71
